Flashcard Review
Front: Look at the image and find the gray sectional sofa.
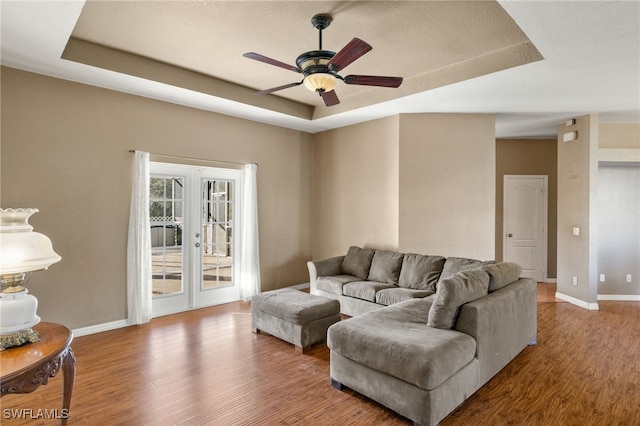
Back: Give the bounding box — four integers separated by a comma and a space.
307, 246, 537, 426
308, 246, 495, 317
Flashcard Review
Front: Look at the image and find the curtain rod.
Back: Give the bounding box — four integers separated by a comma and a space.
128, 150, 257, 167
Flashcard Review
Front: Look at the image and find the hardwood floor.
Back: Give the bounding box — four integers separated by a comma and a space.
2, 284, 639, 425
536, 282, 564, 303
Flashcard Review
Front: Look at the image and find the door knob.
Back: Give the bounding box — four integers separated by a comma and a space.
508, 233, 513, 237
195, 243, 201, 248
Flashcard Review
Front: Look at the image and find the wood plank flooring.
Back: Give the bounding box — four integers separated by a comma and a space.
2, 284, 639, 425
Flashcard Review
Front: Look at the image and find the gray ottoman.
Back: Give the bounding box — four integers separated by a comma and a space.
251, 288, 341, 353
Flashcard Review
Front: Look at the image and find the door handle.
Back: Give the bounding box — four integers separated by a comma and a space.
508, 233, 513, 237
195, 243, 201, 248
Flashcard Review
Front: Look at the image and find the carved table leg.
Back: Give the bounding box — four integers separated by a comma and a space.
61, 347, 75, 426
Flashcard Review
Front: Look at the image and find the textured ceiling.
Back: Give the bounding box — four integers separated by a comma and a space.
64, 0, 542, 119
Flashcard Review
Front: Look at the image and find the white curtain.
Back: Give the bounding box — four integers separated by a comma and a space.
239, 163, 261, 300
127, 151, 152, 324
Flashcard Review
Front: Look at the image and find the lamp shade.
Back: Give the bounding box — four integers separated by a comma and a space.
303, 73, 337, 93
0, 208, 61, 275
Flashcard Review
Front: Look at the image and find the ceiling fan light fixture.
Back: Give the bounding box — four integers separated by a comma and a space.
297, 54, 333, 71
244, 13, 402, 106
303, 73, 337, 93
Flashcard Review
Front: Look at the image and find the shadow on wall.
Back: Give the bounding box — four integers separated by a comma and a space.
597, 164, 640, 295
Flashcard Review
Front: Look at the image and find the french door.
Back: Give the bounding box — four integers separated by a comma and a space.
150, 162, 243, 317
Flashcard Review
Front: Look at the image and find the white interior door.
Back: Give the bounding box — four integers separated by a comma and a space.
150, 162, 242, 317
504, 175, 548, 282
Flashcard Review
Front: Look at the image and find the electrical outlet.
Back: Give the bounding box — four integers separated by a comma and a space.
572, 276, 578, 286
627, 274, 632, 283
600, 274, 605, 282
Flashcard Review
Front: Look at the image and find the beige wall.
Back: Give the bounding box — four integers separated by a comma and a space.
556, 114, 599, 307
311, 113, 496, 262
496, 138, 557, 278
1, 67, 312, 329
556, 119, 640, 305
399, 114, 496, 259
7, 64, 635, 327
311, 117, 400, 259
599, 123, 640, 149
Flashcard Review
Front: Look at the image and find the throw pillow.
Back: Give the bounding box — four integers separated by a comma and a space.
484, 262, 523, 292
341, 246, 375, 280
437, 256, 494, 287
427, 269, 490, 329
367, 250, 405, 284
397, 253, 446, 291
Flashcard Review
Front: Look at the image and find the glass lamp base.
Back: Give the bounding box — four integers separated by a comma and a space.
0, 328, 40, 351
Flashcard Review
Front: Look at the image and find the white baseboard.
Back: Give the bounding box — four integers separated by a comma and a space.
555, 292, 599, 310
72, 319, 131, 337
72, 283, 312, 337
597, 294, 640, 301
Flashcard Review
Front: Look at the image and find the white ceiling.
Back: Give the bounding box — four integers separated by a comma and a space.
2, 1, 639, 138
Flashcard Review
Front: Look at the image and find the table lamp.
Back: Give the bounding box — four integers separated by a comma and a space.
0, 208, 61, 351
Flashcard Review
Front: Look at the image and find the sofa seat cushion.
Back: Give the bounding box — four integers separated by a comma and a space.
316, 275, 360, 295
375, 287, 436, 306
327, 298, 477, 390
342, 281, 396, 302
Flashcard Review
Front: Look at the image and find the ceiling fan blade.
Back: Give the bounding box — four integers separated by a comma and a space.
343, 75, 403, 88
255, 81, 304, 95
327, 38, 372, 72
243, 52, 301, 73
321, 90, 340, 107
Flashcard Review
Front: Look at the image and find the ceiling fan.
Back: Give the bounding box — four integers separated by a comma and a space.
243, 13, 403, 107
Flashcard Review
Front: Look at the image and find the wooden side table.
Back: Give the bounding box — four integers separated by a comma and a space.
0, 322, 75, 425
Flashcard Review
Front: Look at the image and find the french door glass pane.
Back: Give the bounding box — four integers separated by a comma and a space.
201, 179, 233, 290
150, 176, 184, 297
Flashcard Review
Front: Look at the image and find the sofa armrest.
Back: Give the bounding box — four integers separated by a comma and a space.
307, 255, 345, 292
454, 277, 537, 385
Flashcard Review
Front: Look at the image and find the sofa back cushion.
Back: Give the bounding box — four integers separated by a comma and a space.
437, 256, 494, 288
367, 250, 405, 284
397, 253, 446, 292
484, 262, 523, 292
427, 269, 490, 329
341, 246, 375, 280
